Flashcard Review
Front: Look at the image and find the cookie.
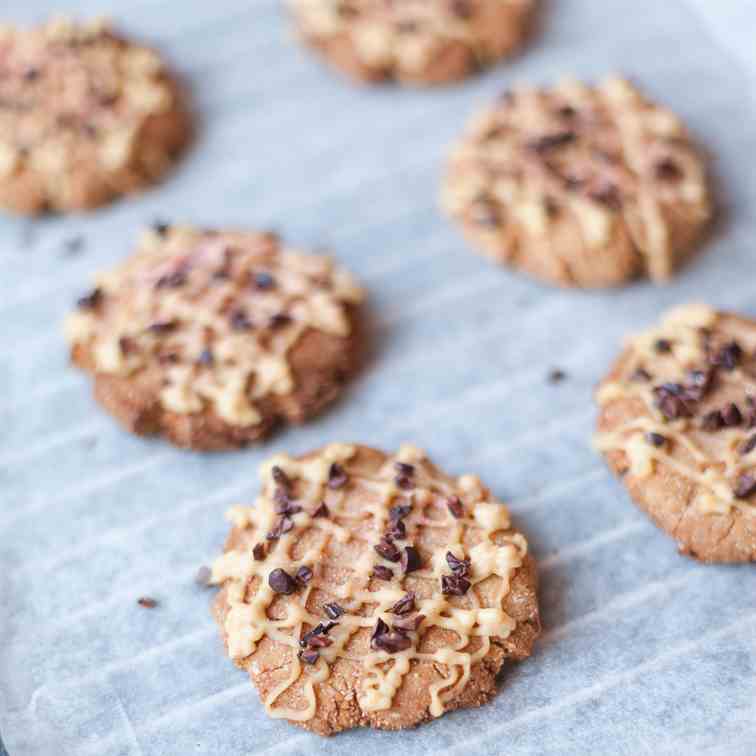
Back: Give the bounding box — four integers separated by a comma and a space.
289, 0, 535, 86
64, 226, 365, 450
209, 443, 540, 735
0, 17, 191, 215
595, 304, 756, 563
442, 77, 712, 287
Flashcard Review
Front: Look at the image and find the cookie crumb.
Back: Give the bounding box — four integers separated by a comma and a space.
194, 566, 212, 586
548, 368, 567, 384
137, 596, 158, 608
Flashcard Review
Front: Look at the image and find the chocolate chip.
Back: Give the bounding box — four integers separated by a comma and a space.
252, 542, 266, 561
389, 502, 411, 522
152, 220, 170, 236
268, 568, 296, 594
685, 368, 714, 401
469, 200, 501, 228
295, 566, 313, 586
441, 574, 471, 596
194, 565, 212, 586
528, 131, 576, 152
446, 496, 464, 519
272, 466, 290, 488
63, 235, 85, 257
23, 67, 40, 82
312, 502, 330, 518
450, 0, 473, 19
306, 634, 332, 649
374, 537, 401, 563
270, 313, 292, 329
389, 593, 415, 616
274, 495, 301, 516
588, 182, 622, 210
394, 462, 415, 488
230, 309, 253, 331
155, 270, 187, 289
557, 104, 577, 119
653, 383, 694, 420
711, 341, 742, 371
324, 603, 344, 620
386, 518, 406, 541
266, 515, 294, 540
722, 403, 742, 427
371, 618, 389, 645
372, 565, 394, 581
734, 474, 756, 499
654, 339, 672, 354
148, 319, 180, 335
741, 434, 756, 456
298, 649, 320, 665
548, 368, 566, 384
137, 597, 158, 608
401, 546, 422, 574
372, 630, 412, 654
395, 474, 414, 490
446, 551, 471, 577
254, 272, 275, 290
655, 158, 682, 181
393, 613, 425, 632
701, 410, 724, 431
197, 348, 214, 366
394, 462, 415, 477
300, 622, 337, 648
327, 463, 348, 490
631, 368, 652, 382
76, 287, 103, 310
645, 432, 666, 448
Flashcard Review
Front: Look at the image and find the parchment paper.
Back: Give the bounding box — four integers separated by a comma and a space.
1, 1, 756, 754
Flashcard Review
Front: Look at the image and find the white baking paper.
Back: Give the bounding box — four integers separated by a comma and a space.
1, 1, 756, 754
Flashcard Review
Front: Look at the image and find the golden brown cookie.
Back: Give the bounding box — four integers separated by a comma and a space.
0, 17, 191, 215
64, 226, 365, 450
442, 77, 712, 287
209, 443, 540, 735
595, 304, 756, 563
289, 0, 535, 86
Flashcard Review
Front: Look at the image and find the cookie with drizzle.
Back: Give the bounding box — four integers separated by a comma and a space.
209, 443, 540, 734
595, 304, 756, 562
442, 77, 712, 287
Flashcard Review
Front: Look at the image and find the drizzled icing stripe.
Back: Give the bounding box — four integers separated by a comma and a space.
210, 443, 527, 722
594, 304, 756, 517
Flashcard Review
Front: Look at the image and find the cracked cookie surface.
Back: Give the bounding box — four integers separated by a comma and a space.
289, 0, 535, 86
595, 304, 756, 562
209, 443, 540, 735
64, 226, 364, 450
0, 17, 191, 214
442, 77, 712, 287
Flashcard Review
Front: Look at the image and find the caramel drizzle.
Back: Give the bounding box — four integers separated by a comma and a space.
64, 227, 363, 427
211, 444, 526, 721
594, 304, 756, 517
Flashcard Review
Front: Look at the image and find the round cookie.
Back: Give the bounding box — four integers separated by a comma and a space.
0, 17, 191, 215
64, 226, 364, 450
288, 0, 535, 86
595, 304, 756, 563
209, 443, 540, 735
442, 77, 712, 287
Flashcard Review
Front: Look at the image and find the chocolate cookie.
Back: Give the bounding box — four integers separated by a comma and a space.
289, 0, 535, 86
0, 17, 191, 215
64, 226, 364, 450
442, 77, 712, 287
209, 443, 540, 735
595, 304, 756, 562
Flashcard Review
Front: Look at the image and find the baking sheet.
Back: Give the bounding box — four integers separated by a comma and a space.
2, 1, 756, 754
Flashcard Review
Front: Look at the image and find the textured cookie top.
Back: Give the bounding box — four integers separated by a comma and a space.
442, 77, 711, 285
210, 444, 538, 733
65, 227, 363, 430
595, 305, 756, 560
0, 17, 188, 212
290, 0, 534, 84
